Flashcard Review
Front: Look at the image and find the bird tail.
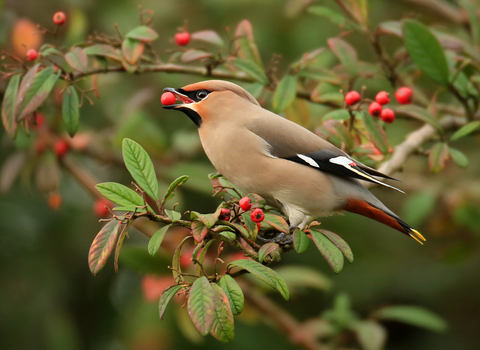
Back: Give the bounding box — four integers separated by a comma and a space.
344, 199, 426, 244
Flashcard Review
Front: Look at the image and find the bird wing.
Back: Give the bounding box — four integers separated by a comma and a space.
245, 114, 403, 193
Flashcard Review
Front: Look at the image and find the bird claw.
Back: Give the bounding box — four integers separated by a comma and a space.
258, 231, 293, 245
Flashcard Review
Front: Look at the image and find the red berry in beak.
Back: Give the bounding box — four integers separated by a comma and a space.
161, 92, 176, 105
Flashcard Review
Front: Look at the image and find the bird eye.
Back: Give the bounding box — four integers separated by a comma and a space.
197, 91, 208, 100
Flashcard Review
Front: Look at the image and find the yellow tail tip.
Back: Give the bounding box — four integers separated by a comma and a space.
409, 229, 426, 245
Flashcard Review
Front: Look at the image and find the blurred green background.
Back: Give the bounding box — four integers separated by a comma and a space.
1, 0, 480, 349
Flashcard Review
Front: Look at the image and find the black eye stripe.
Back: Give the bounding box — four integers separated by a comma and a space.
177, 88, 210, 102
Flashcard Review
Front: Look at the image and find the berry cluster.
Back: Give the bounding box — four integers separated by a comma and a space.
345, 87, 413, 124
25, 12, 67, 62
238, 197, 265, 230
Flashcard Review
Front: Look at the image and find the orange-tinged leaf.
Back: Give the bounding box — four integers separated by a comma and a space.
114, 222, 130, 273
88, 219, 123, 275
258, 242, 279, 263
2, 74, 21, 138
122, 38, 145, 65
187, 277, 215, 336
234, 20, 263, 68
16, 67, 60, 121
191, 221, 209, 243
125, 26, 158, 42
181, 49, 213, 63
84, 44, 122, 61
327, 37, 358, 77
429, 142, 449, 173
191, 30, 224, 46
65, 47, 89, 73
11, 18, 43, 57
263, 212, 289, 233
210, 283, 235, 342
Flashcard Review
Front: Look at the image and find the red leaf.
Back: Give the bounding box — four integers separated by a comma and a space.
122, 38, 145, 65
88, 220, 123, 275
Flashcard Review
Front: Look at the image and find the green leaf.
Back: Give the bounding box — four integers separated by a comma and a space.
1, 74, 21, 138
263, 212, 290, 233
187, 276, 215, 336
233, 58, 268, 85
96, 182, 144, 207
375, 306, 447, 332
62, 86, 80, 137
258, 242, 279, 263
218, 275, 244, 315
163, 175, 189, 203
165, 209, 182, 222
241, 212, 258, 240
450, 121, 480, 141
228, 259, 277, 289
319, 229, 353, 263
327, 37, 358, 77
429, 142, 449, 173
276, 266, 331, 291
230, 222, 250, 240
191, 30, 224, 46
122, 138, 159, 201
459, 0, 480, 45
122, 38, 145, 65
353, 321, 387, 350
293, 229, 310, 254
159, 285, 183, 320
88, 220, 122, 275
148, 225, 171, 256
323, 109, 350, 121
310, 228, 344, 273
84, 44, 122, 61
210, 283, 235, 342
125, 26, 158, 42
269, 269, 290, 300
273, 74, 297, 113
361, 111, 389, 155
194, 240, 214, 276
234, 20, 263, 68
378, 20, 402, 36
308, 6, 347, 26
16, 67, 59, 121
402, 19, 449, 85
448, 147, 469, 168
41, 47, 63, 56
172, 236, 192, 284
285, 98, 311, 128
65, 47, 89, 73
396, 105, 443, 132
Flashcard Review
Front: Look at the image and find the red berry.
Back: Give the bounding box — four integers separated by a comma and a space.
175, 32, 191, 46
219, 208, 231, 221
239, 197, 252, 211
161, 91, 176, 105
381, 108, 395, 123
26, 49, 37, 61
53, 12, 66, 25
395, 87, 413, 104
250, 208, 264, 223
48, 192, 63, 210
53, 139, 69, 158
368, 102, 383, 117
94, 198, 112, 217
345, 91, 361, 105
34, 112, 45, 128
375, 91, 390, 105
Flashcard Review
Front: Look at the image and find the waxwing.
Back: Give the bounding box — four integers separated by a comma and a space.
163, 80, 425, 244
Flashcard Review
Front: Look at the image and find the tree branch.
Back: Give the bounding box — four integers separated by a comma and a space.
370, 116, 467, 181
238, 279, 323, 350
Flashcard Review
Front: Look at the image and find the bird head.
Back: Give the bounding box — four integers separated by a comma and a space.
162, 80, 260, 127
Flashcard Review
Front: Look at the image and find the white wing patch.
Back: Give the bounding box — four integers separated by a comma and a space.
297, 154, 319, 168
329, 156, 404, 193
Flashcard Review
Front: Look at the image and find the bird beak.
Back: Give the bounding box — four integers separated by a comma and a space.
162, 88, 195, 109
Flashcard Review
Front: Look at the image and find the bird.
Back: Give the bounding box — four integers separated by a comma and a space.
162, 80, 425, 245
